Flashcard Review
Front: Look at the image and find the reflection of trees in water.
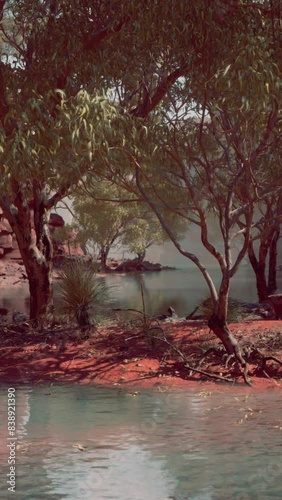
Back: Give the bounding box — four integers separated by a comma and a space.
112, 274, 191, 317
7, 386, 282, 499
117, 273, 193, 317
5, 267, 278, 319
18, 387, 179, 498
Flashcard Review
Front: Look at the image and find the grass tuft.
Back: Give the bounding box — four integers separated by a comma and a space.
57, 260, 110, 332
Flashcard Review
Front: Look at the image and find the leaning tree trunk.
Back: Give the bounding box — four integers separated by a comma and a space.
1, 187, 53, 326
208, 315, 246, 363
208, 278, 246, 368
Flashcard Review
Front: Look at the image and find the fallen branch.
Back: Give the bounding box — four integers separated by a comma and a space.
113, 307, 158, 323
196, 347, 224, 368
263, 355, 282, 367
186, 305, 199, 319
261, 354, 282, 377
147, 329, 235, 383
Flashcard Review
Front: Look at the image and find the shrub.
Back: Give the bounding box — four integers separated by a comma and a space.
57, 260, 109, 333
199, 296, 245, 322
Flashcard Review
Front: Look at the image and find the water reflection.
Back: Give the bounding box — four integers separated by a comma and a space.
0, 385, 281, 499
1, 268, 282, 318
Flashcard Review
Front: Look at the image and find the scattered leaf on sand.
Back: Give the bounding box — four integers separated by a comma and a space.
73, 444, 86, 451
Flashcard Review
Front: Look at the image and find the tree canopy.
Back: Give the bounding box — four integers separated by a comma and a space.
0, 0, 281, 356
70, 0, 282, 369
71, 179, 187, 268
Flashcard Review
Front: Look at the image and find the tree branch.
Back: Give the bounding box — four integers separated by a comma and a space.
0, 1, 6, 21
45, 184, 72, 210
131, 66, 188, 118
134, 160, 219, 305
83, 15, 131, 52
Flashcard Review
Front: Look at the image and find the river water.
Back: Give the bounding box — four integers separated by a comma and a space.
1, 267, 282, 319
0, 384, 281, 499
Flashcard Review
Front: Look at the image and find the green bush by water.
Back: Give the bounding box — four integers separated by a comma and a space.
199, 295, 248, 322
57, 260, 110, 331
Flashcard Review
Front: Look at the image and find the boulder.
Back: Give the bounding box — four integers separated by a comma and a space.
49, 213, 64, 228
0, 219, 12, 234
115, 259, 163, 273
142, 261, 162, 271
13, 311, 28, 323
0, 234, 13, 250
155, 306, 178, 321
107, 258, 120, 269
267, 294, 282, 319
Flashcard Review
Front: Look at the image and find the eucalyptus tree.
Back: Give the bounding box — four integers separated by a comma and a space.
0, 0, 118, 322
244, 192, 282, 301
77, 1, 282, 373
1, 0, 281, 366
73, 183, 140, 271
0, 0, 196, 323
133, 7, 282, 367
72, 180, 187, 271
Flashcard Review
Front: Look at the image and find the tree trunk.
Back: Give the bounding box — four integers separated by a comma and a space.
208, 315, 245, 361
136, 249, 146, 262
1, 187, 53, 326
248, 241, 268, 302
252, 263, 268, 302
80, 242, 88, 255
268, 227, 280, 294
25, 254, 53, 323
208, 277, 246, 367
100, 245, 111, 272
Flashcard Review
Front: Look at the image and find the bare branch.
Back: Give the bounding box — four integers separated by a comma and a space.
134, 160, 219, 304
131, 65, 188, 118
83, 15, 131, 52
45, 184, 72, 210
0, 1, 6, 21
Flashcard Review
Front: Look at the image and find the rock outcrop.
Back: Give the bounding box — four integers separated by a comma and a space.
115, 258, 163, 272
49, 213, 64, 228
0, 209, 84, 260
0, 208, 20, 259
267, 294, 282, 319
155, 306, 178, 321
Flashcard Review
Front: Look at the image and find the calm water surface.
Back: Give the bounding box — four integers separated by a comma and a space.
0, 385, 281, 499
2, 267, 282, 318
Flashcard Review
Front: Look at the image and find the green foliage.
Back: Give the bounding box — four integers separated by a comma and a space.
118, 283, 165, 349
53, 223, 80, 255
57, 260, 110, 330
1, 0, 282, 327
199, 296, 248, 323
72, 180, 187, 258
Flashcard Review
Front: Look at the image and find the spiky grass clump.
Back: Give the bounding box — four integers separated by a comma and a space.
57, 260, 109, 331
199, 296, 244, 322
